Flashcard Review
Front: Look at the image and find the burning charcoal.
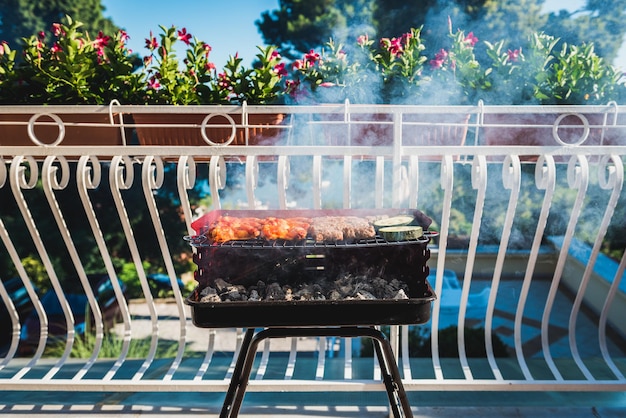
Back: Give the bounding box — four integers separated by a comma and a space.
328, 290, 342, 300
294, 286, 313, 300
390, 279, 408, 291
312, 283, 323, 297
265, 282, 285, 300
353, 290, 377, 300
199, 286, 221, 303
214, 278, 232, 293
284, 287, 293, 301
223, 288, 242, 301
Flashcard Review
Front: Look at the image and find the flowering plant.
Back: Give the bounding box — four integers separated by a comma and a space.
289, 23, 489, 105
2, 15, 143, 104
0, 17, 290, 107
289, 39, 364, 103
142, 25, 287, 105
481, 32, 625, 105
288, 20, 626, 105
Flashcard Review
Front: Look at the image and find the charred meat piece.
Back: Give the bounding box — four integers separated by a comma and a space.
261, 217, 310, 240
208, 216, 264, 243
308, 216, 375, 242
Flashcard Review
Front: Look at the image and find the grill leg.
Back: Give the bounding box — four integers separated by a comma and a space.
220, 328, 256, 418
219, 326, 413, 418
370, 329, 413, 418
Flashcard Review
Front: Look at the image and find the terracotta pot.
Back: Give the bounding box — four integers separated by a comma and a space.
483, 113, 625, 146
0, 113, 129, 146
482, 112, 626, 161
320, 113, 470, 147
133, 113, 285, 146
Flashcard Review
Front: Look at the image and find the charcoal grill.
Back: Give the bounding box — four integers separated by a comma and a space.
184, 209, 437, 418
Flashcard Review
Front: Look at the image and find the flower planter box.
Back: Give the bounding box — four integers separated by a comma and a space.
321, 113, 470, 145
0, 113, 129, 146
320, 113, 470, 159
482, 112, 625, 161
133, 113, 285, 146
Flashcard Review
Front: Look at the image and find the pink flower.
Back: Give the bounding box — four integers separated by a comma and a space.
271, 50, 281, 60
381, 37, 403, 57
177, 28, 192, 45
319, 82, 337, 87
147, 76, 161, 90
50, 42, 62, 54
51, 23, 63, 37
205, 62, 216, 70
292, 59, 304, 70
430, 58, 444, 69
119, 30, 130, 43
507, 49, 520, 62
38, 31, 45, 40
94, 31, 110, 51
273, 62, 288, 77
304, 50, 320, 65
464, 32, 478, 47
357, 34, 368, 46
218, 72, 231, 89
285, 78, 301, 96
430, 49, 448, 69
145, 33, 158, 50
401, 32, 413, 47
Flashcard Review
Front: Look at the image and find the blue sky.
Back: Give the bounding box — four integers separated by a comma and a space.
101, 0, 625, 70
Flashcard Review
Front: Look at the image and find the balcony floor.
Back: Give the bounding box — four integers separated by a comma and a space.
0, 389, 625, 417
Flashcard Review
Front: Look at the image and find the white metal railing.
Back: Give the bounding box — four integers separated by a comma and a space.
0, 103, 625, 396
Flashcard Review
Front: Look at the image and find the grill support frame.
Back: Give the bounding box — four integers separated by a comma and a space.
221, 326, 413, 418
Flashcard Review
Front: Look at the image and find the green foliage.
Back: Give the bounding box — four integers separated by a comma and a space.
2, 15, 143, 104
20, 256, 50, 294
0, 0, 120, 53
257, 0, 626, 70
44, 331, 198, 359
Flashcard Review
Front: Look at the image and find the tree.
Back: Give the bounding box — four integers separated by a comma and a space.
256, 0, 626, 66
0, 0, 119, 51
542, 0, 626, 63
256, 0, 376, 60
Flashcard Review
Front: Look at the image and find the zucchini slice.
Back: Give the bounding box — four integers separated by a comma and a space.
373, 215, 415, 229
379, 225, 423, 241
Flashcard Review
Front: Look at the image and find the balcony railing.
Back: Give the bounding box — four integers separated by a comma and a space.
1, 103, 625, 397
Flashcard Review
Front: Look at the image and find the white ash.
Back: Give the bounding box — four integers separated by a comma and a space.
198, 273, 410, 303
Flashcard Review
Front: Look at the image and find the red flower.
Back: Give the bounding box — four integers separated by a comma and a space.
50, 42, 62, 54
147, 76, 161, 90
94, 31, 110, 51
51, 23, 63, 37
507, 49, 520, 62
119, 30, 130, 44
381, 37, 404, 57
202, 43, 212, 57
304, 50, 320, 65
145, 32, 158, 50
273, 62, 288, 77
177, 28, 192, 45
430, 49, 448, 69
464, 32, 478, 47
